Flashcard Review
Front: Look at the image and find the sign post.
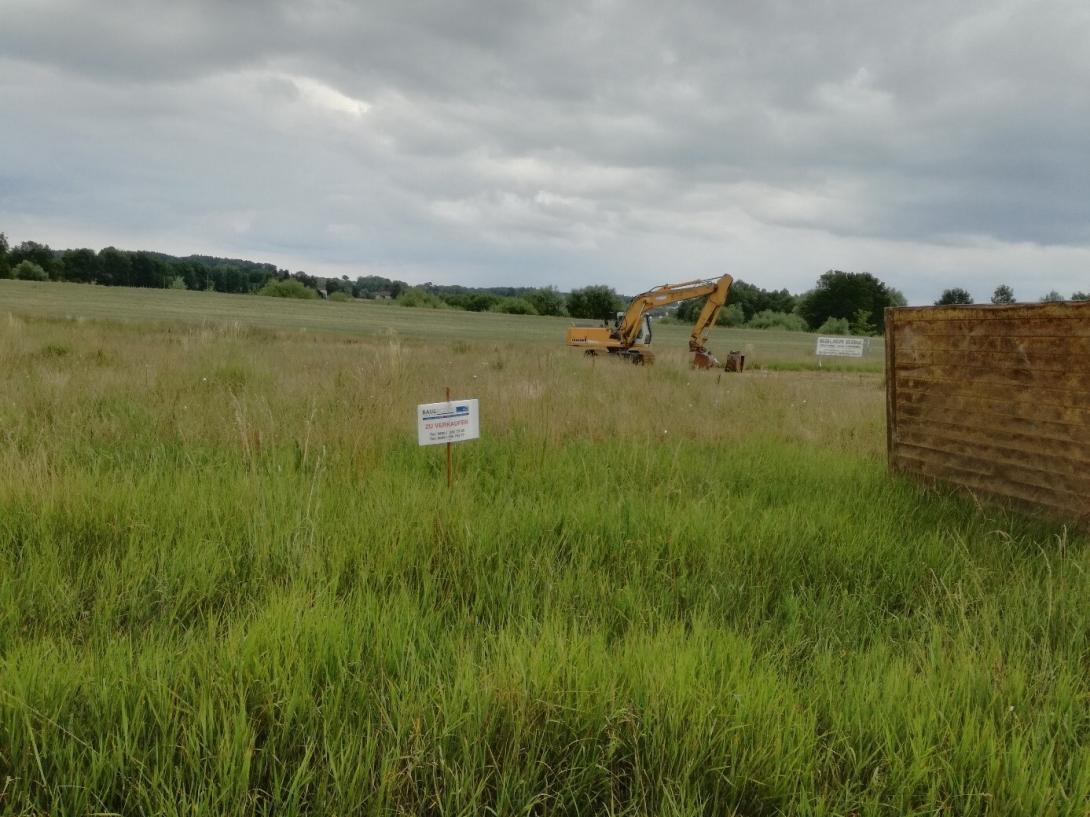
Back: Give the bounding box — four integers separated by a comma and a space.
445, 387, 452, 489
417, 390, 480, 489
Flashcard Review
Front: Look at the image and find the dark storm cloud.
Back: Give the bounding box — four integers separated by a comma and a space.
2, 0, 1089, 300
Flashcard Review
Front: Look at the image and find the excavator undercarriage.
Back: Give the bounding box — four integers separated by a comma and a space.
582, 347, 656, 365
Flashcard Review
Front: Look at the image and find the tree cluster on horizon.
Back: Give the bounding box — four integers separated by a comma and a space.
0, 233, 293, 293
934, 284, 1089, 305
0, 232, 571, 315
0, 234, 909, 334
5, 232, 1084, 333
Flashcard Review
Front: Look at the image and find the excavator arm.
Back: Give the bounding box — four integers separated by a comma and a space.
616, 277, 729, 344
619, 275, 734, 367
686, 274, 734, 366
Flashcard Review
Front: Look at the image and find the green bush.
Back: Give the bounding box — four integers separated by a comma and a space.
747, 310, 807, 331
38, 343, 71, 358
13, 260, 48, 281
258, 279, 317, 299
716, 303, 746, 327
850, 308, 876, 336
463, 293, 501, 312
396, 287, 448, 309
816, 317, 851, 335
328, 291, 351, 302
438, 293, 496, 311
490, 297, 538, 315
526, 286, 565, 316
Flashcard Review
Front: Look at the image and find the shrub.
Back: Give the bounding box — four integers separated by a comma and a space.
526, 286, 565, 316
258, 279, 317, 299
463, 293, 500, 312
850, 308, 876, 336
716, 303, 746, 327
39, 343, 71, 358
816, 317, 851, 335
490, 297, 538, 315
13, 260, 48, 281
328, 291, 351, 302
439, 293, 497, 311
747, 310, 807, 331
396, 287, 448, 309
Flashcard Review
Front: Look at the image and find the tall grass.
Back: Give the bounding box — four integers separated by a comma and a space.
0, 310, 1085, 815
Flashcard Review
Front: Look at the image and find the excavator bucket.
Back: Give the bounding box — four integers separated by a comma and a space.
692, 349, 720, 369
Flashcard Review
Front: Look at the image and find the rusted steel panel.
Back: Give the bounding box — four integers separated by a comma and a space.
894, 379, 1089, 413
892, 453, 1082, 516
898, 348, 1085, 371
895, 315, 1090, 338
886, 301, 1090, 524
896, 335, 1090, 357
895, 426, 1090, 472
893, 415, 1090, 464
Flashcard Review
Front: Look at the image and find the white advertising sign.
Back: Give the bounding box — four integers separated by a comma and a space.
417, 399, 480, 446
815, 336, 866, 357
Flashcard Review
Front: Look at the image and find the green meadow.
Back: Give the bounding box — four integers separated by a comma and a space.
0, 281, 1084, 815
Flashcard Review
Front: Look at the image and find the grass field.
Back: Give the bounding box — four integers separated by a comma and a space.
0, 280, 884, 372
0, 281, 1086, 815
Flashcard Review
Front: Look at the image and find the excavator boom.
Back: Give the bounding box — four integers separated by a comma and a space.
686, 274, 734, 368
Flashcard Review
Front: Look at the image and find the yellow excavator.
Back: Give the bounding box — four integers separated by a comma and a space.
565, 274, 742, 369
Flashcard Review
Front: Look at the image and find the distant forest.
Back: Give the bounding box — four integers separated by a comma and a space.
0, 232, 821, 326
1, 231, 969, 335
0, 231, 549, 303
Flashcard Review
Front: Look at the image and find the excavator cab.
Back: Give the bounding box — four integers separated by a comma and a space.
608, 312, 651, 347
629, 313, 652, 347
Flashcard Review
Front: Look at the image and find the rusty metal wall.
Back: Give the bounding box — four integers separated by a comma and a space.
885, 301, 1090, 523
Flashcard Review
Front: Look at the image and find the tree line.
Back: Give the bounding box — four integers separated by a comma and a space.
936, 285, 1089, 305
397, 271, 907, 335
11, 232, 1080, 335
0, 234, 290, 293
278, 271, 910, 335
661, 271, 906, 335
0, 233, 566, 310
0, 233, 909, 334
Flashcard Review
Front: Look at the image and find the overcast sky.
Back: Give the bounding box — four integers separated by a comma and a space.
2, 0, 1089, 302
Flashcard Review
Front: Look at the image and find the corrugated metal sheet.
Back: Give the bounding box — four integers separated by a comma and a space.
885, 301, 1090, 523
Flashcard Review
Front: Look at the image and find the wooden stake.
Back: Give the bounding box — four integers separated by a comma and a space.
445, 385, 453, 489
